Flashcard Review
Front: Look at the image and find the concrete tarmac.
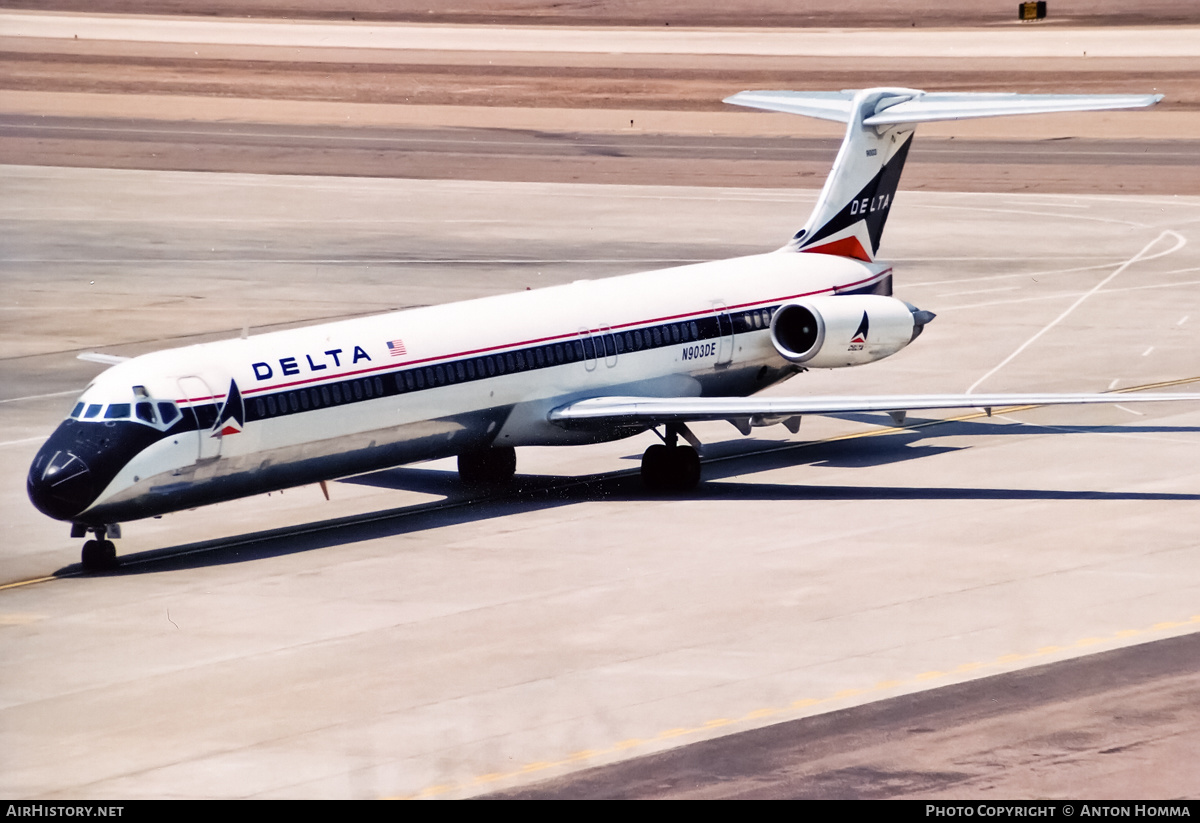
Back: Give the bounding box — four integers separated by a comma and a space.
2, 165, 1200, 797
3, 116, 1197, 194
490, 631, 1200, 799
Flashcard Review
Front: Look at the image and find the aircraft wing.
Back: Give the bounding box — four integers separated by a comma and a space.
549, 392, 1200, 431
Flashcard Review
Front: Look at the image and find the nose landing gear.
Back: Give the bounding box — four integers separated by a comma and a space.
641, 423, 702, 492
73, 523, 120, 571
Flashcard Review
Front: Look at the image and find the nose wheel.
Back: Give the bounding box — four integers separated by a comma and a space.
75, 524, 120, 571
81, 539, 117, 571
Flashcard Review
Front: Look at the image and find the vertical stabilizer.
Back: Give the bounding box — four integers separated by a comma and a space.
724, 88, 1163, 262
787, 88, 918, 261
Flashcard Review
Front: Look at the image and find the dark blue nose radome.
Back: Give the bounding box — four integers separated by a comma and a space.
27, 448, 96, 521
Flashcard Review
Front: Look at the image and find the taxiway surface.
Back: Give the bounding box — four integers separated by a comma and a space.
3, 165, 1200, 798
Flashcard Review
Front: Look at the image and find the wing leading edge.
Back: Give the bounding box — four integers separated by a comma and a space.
549, 392, 1200, 430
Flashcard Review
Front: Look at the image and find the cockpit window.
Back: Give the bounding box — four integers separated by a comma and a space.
136, 402, 156, 424
83, 404, 102, 419
70, 402, 84, 419
157, 401, 181, 426
104, 404, 131, 420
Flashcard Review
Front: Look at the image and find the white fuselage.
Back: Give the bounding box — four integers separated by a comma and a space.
34, 250, 893, 525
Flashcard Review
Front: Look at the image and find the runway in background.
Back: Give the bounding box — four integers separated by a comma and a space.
2, 6, 1200, 799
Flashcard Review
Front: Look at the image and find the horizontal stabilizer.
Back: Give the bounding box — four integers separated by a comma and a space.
723, 90, 1163, 125
77, 352, 130, 365
550, 392, 1200, 428
722, 90, 859, 123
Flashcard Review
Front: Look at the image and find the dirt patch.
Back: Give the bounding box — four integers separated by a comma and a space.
3, 52, 1199, 112
3, 0, 1198, 27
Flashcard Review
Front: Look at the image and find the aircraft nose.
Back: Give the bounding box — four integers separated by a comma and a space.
27, 447, 96, 521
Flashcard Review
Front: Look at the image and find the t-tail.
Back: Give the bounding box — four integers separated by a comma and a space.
725, 88, 1163, 262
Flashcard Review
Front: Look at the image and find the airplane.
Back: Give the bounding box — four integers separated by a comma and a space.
27, 87, 1200, 571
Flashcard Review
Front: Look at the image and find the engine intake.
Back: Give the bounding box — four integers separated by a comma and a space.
770, 294, 933, 368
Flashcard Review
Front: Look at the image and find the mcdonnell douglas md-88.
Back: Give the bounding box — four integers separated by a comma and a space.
27, 88, 1200, 570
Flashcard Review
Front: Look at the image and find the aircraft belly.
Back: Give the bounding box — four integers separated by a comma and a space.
500, 331, 794, 444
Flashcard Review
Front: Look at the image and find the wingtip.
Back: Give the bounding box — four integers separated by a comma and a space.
77, 352, 130, 365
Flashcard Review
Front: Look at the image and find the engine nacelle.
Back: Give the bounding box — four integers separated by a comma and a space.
769, 294, 932, 369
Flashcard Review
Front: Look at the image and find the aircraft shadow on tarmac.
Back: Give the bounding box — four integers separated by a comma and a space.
65, 418, 1200, 577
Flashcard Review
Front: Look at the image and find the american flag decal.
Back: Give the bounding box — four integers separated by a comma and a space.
387, 339, 407, 357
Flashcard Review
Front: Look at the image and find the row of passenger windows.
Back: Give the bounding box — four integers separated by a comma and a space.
68, 311, 783, 428
253, 376, 387, 419
71, 400, 182, 427
247, 311, 775, 422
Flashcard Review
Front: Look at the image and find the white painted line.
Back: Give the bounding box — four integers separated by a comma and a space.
0, 258, 713, 265
1108, 378, 1121, 390
908, 202, 1146, 230
0, 389, 79, 405
1115, 405, 1146, 416
935, 285, 1020, 298
966, 230, 1187, 394
1179, 316, 1190, 326
946, 277, 1200, 312
0, 436, 49, 448
908, 260, 1123, 288
1143, 346, 1155, 357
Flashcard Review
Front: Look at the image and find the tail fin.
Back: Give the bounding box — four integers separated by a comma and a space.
725, 88, 1163, 262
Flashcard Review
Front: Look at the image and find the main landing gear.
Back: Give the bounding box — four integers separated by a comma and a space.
73, 523, 120, 571
458, 446, 517, 488
641, 424, 702, 492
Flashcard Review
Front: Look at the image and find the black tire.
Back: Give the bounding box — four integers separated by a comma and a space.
671, 445, 702, 491
642, 444, 701, 492
458, 446, 517, 487
81, 539, 119, 571
81, 540, 103, 570
640, 444, 671, 490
